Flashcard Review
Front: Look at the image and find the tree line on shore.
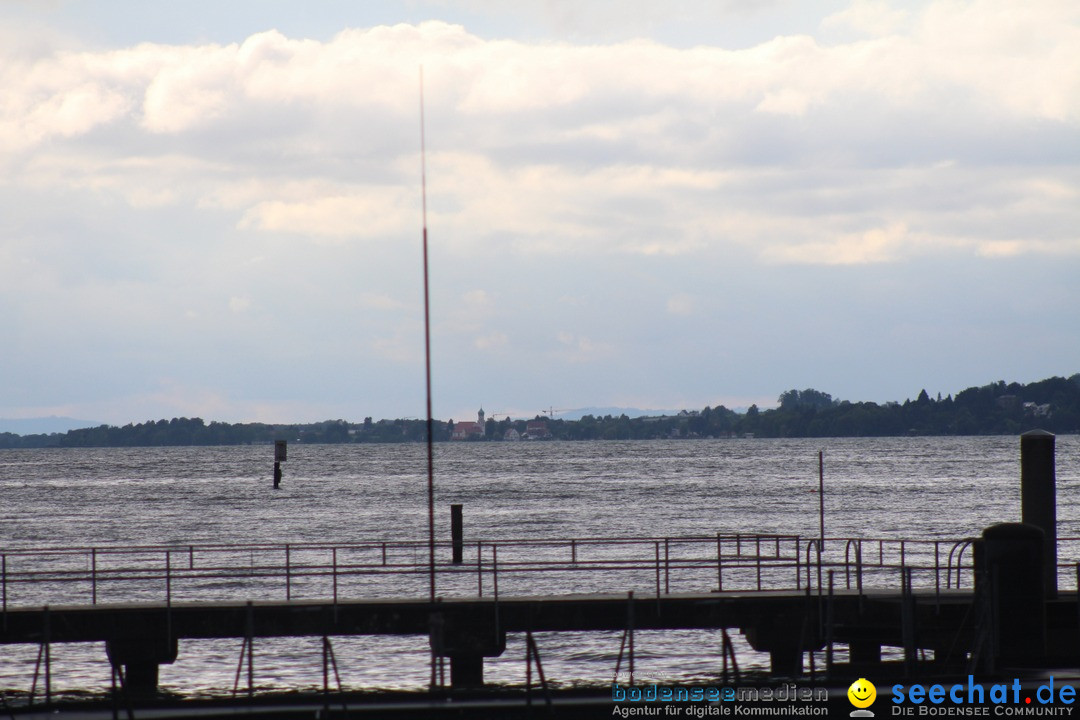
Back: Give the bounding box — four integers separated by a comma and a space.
2, 374, 1078, 449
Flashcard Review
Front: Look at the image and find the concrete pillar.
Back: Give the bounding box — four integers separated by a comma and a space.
449, 654, 484, 687
849, 641, 881, 666
106, 636, 178, 695
429, 610, 505, 689
979, 523, 1046, 665
1021, 430, 1056, 597
743, 617, 812, 678
451, 504, 464, 565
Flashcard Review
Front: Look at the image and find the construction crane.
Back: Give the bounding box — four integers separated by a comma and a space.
542, 407, 573, 419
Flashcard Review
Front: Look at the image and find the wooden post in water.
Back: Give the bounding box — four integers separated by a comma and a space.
273, 440, 287, 489
818, 451, 825, 548
451, 504, 464, 565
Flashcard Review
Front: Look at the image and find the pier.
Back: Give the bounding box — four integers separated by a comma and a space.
0, 431, 1072, 707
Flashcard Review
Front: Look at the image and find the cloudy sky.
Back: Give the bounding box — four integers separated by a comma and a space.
1, 0, 1078, 426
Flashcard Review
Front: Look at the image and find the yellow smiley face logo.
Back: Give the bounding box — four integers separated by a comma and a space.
848, 678, 876, 708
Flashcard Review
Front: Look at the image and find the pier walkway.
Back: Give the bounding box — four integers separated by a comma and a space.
1, 531, 1075, 694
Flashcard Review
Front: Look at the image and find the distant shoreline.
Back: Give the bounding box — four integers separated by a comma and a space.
2, 375, 1077, 449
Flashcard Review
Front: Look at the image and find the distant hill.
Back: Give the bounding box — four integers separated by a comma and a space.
555, 407, 684, 421
0, 416, 100, 435
3, 374, 1078, 448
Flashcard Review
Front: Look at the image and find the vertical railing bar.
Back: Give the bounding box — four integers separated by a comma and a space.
477, 541, 483, 598
493, 544, 499, 603
795, 536, 801, 591
92, 548, 97, 605
44, 605, 51, 706
716, 533, 723, 592
627, 590, 635, 687
826, 570, 835, 672
654, 542, 661, 597
286, 544, 291, 601
332, 548, 338, 608
664, 538, 670, 595
857, 539, 863, 596
934, 541, 941, 608
756, 536, 762, 591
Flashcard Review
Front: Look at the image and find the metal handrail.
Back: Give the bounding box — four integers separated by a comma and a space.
0, 533, 986, 612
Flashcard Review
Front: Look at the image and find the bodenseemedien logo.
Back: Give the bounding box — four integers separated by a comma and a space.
849, 677, 877, 717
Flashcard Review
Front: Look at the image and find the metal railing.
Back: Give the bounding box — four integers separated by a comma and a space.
0, 532, 1018, 612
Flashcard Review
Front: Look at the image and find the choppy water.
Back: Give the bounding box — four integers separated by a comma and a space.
0, 436, 1077, 697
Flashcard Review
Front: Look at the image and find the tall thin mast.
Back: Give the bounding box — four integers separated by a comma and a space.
420, 67, 436, 606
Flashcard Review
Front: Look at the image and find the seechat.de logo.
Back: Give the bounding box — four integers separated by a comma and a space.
849, 677, 877, 717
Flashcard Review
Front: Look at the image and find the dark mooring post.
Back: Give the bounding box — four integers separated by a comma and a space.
818, 450, 825, 548
451, 504, 464, 565
979, 523, 1046, 665
1021, 429, 1056, 597
273, 440, 287, 489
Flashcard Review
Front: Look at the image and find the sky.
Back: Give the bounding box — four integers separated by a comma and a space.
1, 0, 1078, 426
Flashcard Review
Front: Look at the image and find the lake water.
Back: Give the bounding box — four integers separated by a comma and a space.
0, 436, 1077, 698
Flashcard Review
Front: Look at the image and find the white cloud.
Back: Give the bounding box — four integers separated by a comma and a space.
3, 4, 1080, 423
237, 190, 414, 241
822, 0, 909, 37
666, 293, 695, 315
228, 296, 252, 313
763, 222, 912, 265
474, 331, 508, 349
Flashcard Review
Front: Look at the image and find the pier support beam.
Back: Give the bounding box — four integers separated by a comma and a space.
106, 636, 178, 695
430, 611, 505, 688
743, 617, 815, 678
848, 641, 881, 666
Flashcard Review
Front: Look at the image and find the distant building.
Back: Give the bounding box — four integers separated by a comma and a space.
451, 408, 487, 440
503, 428, 521, 441
1024, 402, 1052, 417
524, 420, 551, 440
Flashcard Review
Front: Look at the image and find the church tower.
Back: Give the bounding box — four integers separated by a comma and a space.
478, 407, 486, 436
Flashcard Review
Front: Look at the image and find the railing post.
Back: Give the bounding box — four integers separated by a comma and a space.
755, 536, 762, 591
332, 548, 338, 607
664, 538, 670, 595
856, 539, 863, 595
286, 544, 291, 601
166, 550, 172, 606
91, 548, 97, 605
934, 541, 941, 604
627, 591, 635, 686
44, 605, 52, 706
826, 570, 835, 670
795, 536, 801, 591
716, 533, 723, 592
654, 542, 661, 597
477, 541, 483, 597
